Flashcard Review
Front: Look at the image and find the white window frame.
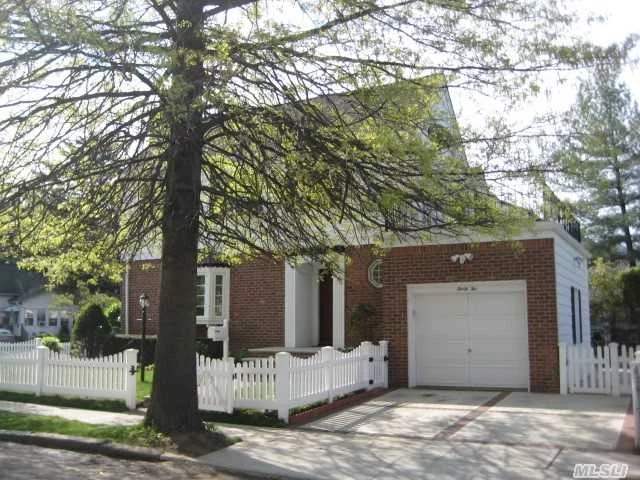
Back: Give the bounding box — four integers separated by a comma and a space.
196, 267, 230, 326
367, 259, 383, 288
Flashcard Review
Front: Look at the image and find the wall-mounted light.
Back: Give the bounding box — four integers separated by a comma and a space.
451, 253, 474, 264
573, 256, 585, 269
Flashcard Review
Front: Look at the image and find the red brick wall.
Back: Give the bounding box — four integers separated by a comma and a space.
123, 239, 559, 392
359, 239, 558, 392
123, 259, 162, 336
229, 256, 285, 354
123, 257, 285, 353
344, 247, 382, 345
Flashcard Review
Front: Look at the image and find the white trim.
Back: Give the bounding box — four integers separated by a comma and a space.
284, 262, 296, 348
332, 256, 346, 348
407, 280, 529, 390
367, 259, 383, 288
311, 264, 320, 346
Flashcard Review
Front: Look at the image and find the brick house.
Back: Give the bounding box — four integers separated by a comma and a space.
121, 220, 589, 393
121, 82, 590, 393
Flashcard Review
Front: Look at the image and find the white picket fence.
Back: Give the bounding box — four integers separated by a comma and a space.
0, 346, 138, 409
0, 338, 71, 358
559, 342, 637, 395
197, 340, 389, 422
629, 353, 640, 448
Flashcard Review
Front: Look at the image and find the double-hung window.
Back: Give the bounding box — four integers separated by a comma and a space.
196, 267, 230, 326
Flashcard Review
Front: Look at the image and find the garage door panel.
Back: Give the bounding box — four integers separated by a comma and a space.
469, 366, 529, 388
469, 293, 522, 317
418, 366, 467, 386
417, 341, 468, 362
470, 341, 528, 360
469, 315, 525, 340
416, 296, 467, 318
418, 314, 467, 339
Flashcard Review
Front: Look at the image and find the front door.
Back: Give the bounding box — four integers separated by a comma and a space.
318, 270, 333, 346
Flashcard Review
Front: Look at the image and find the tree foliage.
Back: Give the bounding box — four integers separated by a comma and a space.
0, 0, 607, 433
552, 51, 640, 265
590, 258, 640, 343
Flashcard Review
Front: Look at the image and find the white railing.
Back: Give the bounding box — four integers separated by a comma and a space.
630, 352, 640, 448
559, 342, 637, 396
0, 346, 138, 409
197, 340, 389, 422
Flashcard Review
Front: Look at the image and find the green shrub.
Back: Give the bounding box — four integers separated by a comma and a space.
72, 302, 112, 357
41, 335, 61, 353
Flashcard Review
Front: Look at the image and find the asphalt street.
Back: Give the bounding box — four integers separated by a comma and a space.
0, 441, 256, 480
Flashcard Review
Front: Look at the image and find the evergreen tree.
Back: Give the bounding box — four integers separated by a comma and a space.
553, 53, 640, 265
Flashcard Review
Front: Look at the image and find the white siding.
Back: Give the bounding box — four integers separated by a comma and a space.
554, 235, 590, 344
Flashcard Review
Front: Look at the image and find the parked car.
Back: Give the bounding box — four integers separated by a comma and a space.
0, 328, 15, 343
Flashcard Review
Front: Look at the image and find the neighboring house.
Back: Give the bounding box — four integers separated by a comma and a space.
0, 261, 76, 339
120, 86, 590, 394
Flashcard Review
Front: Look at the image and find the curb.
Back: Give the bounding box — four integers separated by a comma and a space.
0, 429, 194, 463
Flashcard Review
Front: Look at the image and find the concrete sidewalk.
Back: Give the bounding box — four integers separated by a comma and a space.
0, 400, 143, 425
202, 424, 640, 480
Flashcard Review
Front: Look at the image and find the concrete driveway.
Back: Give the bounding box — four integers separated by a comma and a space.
307, 389, 631, 450
201, 389, 639, 479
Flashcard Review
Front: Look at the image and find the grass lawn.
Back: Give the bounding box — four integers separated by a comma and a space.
0, 410, 233, 456
137, 367, 153, 402
0, 390, 128, 412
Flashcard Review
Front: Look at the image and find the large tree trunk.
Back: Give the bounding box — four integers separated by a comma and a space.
145, 0, 206, 433
613, 162, 636, 266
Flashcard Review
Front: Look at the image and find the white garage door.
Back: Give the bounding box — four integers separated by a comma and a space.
410, 281, 529, 389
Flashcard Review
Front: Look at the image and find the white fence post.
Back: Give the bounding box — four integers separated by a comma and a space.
34, 338, 42, 347
559, 343, 567, 395
631, 351, 640, 449
35, 346, 47, 396
226, 357, 234, 414
610, 343, 620, 397
321, 346, 335, 403
275, 352, 291, 423
361, 341, 373, 391
124, 349, 138, 410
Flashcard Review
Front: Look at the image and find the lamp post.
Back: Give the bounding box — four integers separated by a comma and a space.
139, 293, 149, 382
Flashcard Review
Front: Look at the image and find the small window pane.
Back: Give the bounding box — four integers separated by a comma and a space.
49, 311, 58, 327
214, 274, 223, 317
37, 310, 46, 327
24, 310, 34, 326
196, 275, 206, 316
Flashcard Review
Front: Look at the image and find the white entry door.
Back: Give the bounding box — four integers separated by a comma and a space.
409, 281, 529, 389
